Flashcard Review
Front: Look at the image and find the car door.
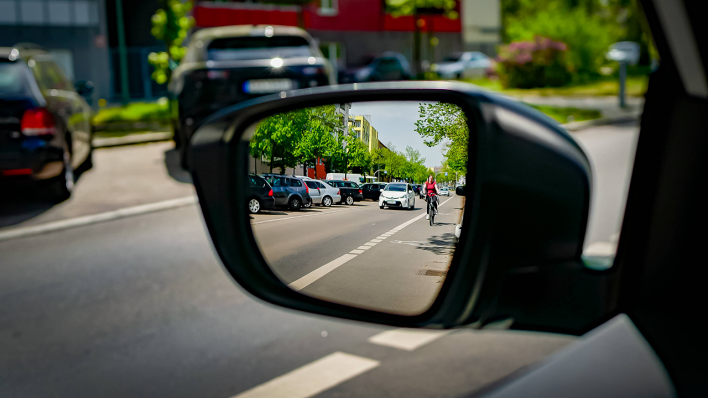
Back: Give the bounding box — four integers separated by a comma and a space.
31, 58, 91, 167
361, 184, 372, 199
270, 176, 289, 206
317, 181, 333, 200
305, 180, 321, 203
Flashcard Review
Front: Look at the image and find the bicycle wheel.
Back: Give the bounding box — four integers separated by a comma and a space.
429, 204, 434, 226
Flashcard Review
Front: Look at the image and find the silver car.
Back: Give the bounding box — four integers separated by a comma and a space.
435, 51, 492, 80
300, 177, 341, 207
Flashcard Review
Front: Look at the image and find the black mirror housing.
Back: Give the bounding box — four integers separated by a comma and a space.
190, 82, 593, 331
456, 186, 465, 196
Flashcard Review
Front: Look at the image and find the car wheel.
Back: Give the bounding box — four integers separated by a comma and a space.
322, 196, 332, 207
289, 197, 302, 211
409, 199, 414, 210
303, 198, 312, 208
346, 195, 354, 205
380, 205, 385, 209
248, 198, 261, 214
46, 147, 74, 202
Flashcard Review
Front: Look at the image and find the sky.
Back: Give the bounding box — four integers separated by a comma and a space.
349, 101, 447, 168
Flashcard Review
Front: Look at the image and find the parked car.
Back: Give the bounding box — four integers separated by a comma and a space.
260, 174, 312, 210
247, 174, 275, 214
361, 182, 388, 200
340, 52, 412, 83
300, 177, 341, 207
379, 182, 416, 210
0, 44, 93, 201
324, 180, 363, 205
169, 25, 332, 169
434, 51, 493, 80
440, 186, 450, 196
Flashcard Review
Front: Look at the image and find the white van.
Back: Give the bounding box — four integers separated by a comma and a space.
325, 173, 366, 183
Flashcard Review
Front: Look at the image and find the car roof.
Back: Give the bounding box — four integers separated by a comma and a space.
191, 25, 310, 42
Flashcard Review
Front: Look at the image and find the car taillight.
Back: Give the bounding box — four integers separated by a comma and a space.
337, 189, 340, 195
359, 190, 362, 194
21, 108, 56, 136
305, 184, 309, 194
268, 189, 273, 197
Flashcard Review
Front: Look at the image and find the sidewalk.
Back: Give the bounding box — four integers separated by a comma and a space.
515, 95, 645, 119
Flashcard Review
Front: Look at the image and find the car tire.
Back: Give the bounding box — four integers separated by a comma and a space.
322, 196, 332, 207
380, 205, 385, 209
248, 198, 261, 214
409, 200, 414, 210
303, 199, 312, 208
345, 195, 354, 205
46, 147, 74, 202
289, 196, 302, 211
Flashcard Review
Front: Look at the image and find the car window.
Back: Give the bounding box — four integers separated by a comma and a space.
207, 36, 315, 62
290, 179, 303, 187
31, 60, 71, 91
345, 182, 358, 188
385, 184, 406, 192
316, 182, 327, 189
305, 181, 319, 189
271, 177, 288, 187
361, 184, 370, 190
0, 61, 34, 98
376, 58, 401, 73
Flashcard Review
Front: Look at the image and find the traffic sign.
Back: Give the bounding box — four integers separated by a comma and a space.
606, 42, 640, 65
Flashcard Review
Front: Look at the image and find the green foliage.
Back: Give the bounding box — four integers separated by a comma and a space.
385, 0, 458, 18
92, 99, 170, 125
496, 37, 572, 88
501, 0, 648, 84
148, 0, 194, 85
414, 102, 468, 174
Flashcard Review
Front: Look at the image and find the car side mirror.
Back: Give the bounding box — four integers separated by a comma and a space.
191, 82, 592, 332
75, 81, 94, 96
456, 186, 465, 196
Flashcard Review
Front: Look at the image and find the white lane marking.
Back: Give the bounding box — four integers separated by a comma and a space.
368, 329, 452, 351
252, 209, 349, 225
0, 196, 197, 243
289, 195, 461, 291
289, 254, 357, 291
231, 352, 379, 398
584, 241, 617, 256
364, 242, 378, 246
376, 236, 388, 239
370, 239, 382, 243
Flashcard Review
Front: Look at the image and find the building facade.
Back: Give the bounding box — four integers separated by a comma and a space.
0, 0, 112, 104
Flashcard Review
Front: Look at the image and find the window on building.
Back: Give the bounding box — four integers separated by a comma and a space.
319, 0, 338, 15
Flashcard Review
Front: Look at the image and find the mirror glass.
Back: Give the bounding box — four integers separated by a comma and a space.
244, 101, 468, 315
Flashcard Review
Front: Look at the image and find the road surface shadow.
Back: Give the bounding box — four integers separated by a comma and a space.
395, 232, 457, 256
163, 148, 193, 184
0, 168, 91, 229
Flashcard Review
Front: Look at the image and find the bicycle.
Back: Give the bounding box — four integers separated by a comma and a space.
427, 194, 437, 226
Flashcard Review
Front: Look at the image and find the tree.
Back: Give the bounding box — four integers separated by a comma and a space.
251, 109, 306, 174
385, 0, 458, 77
414, 102, 468, 174
148, 0, 194, 85
294, 106, 340, 179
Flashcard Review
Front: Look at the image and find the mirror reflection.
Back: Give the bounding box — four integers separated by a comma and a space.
244, 101, 468, 315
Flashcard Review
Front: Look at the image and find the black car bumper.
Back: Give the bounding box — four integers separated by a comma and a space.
0, 142, 64, 181
260, 196, 275, 210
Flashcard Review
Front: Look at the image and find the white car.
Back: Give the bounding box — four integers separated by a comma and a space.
435, 51, 493, 80
440, 187, 450, 196
300, 178, 341, 207
379, 183, 416, 210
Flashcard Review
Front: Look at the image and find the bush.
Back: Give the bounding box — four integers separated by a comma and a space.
496, 36, 572, 88
505, 6, 622, 84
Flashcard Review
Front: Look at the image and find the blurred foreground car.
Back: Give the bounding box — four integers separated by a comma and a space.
340, 52, 412, 83
434, 51, 492, 80
0, 44, 93, 201
169, 25, 332, 168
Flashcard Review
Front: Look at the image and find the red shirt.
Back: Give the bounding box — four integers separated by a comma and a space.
425, 181, 437, 196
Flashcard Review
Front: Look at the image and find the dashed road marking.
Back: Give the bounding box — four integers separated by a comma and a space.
231, 352, 379, 398
368, 329, 452, 351
252, 209, 349, 225
289, 254, 357, 291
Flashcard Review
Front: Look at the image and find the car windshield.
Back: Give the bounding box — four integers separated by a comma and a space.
0, 61, 33, 98
385, 184, 406, 192
207, 36, 315, 62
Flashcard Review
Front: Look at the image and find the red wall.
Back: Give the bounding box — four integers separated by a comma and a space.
193, 0, 461, 33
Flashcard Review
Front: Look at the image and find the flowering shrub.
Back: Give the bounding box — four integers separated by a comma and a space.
496, 37, 572, 88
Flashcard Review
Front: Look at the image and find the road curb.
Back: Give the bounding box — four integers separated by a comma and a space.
93, 131, 173, 148
0, 196, 197, 242
562, 111, 641, 131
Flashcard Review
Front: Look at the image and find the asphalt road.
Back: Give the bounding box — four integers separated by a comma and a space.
0, 121, 638, 397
